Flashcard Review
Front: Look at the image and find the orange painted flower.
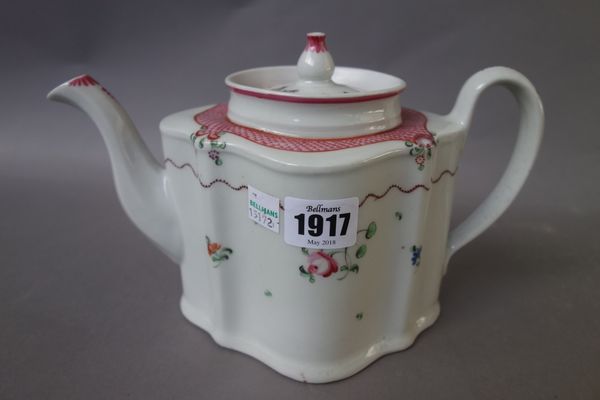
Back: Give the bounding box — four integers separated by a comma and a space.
205, 236, 233, 268
207, 241, 221, 255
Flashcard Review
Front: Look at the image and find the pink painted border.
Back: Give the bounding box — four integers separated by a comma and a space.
193, 104, 434, 153
305, 32, 328, 53
68, 75, 99, 86
67, 74, 116, 99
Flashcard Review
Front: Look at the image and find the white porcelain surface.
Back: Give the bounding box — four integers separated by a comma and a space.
286, 32, 357, 95
48, 60, 543, 382
226, 86, 403, 138
226, 65, 405, 99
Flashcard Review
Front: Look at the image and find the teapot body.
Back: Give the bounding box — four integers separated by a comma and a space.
160, 104, 465, 382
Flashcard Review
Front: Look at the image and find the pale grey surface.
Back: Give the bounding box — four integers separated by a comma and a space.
2, 0, 600, 399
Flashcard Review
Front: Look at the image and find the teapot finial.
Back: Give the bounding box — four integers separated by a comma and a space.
297, 32, 335, 82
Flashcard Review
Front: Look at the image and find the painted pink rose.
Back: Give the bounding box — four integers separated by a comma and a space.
415, 154, 426, 164
415, 137, 433, 148
307, 251, 339, 278
207, 132, 220, 140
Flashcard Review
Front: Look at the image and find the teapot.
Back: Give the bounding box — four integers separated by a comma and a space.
48, 32, 543, 383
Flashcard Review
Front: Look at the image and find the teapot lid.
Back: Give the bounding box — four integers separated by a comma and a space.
225, 33, 406, 139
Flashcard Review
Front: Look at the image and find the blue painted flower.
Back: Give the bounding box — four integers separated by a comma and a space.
411, 245, 422, 267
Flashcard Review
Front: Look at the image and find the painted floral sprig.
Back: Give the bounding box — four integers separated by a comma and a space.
405, 140, 432, 171
405, 134, 437, 171
298, 221, 377, 283
206, 236, 233, 267
411, 245, 422, 267
191, 127, 227, 165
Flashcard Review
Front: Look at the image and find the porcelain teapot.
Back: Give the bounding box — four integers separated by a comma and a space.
48, 32, 543, 383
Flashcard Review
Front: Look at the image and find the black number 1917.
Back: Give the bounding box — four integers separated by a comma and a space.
294, 213, 351, 237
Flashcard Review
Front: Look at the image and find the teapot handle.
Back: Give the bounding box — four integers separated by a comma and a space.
445, 66, 544, 265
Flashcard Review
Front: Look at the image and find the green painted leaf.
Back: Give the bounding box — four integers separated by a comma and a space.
356, 312, 363, 320
340, 265, 348, 271
395, 212, 403, 220
356, 245, 367, 259
215, 158, 223, 166
365, 221, 377, 239
301, 247, 309, 255
350, 264, 359, 273
264, 290, 272, 297
309, 275, 315, 284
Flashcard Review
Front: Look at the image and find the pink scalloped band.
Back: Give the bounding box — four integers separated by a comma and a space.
194, 104, 434, 152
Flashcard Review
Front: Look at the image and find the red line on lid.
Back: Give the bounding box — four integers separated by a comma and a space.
230, 87, 402, 104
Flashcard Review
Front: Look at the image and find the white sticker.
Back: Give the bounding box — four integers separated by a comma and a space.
284, 196, 359, 249
248, 186, 280, 233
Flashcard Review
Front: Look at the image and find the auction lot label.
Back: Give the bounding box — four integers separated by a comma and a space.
284, 196, 359, 249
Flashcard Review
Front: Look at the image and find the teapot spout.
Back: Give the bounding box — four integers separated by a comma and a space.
48, 75, 183, 263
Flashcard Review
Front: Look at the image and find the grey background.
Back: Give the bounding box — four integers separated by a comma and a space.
2, 0, 599, 398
